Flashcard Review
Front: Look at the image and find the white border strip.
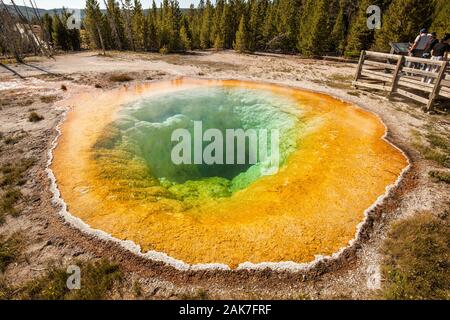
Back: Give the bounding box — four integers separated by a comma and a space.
46, 81, 411, 272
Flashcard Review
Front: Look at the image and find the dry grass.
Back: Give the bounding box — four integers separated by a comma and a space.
429, 170, 450, 184
0, 188, 22, 221
109, 74, 134, 83
0, 158, 36, 187
40, 95, 59, 104
178, 288, 209, 300
16, 260, 122, 300
381, 212, 449, 300
426, 133, 450, 153
3, 134, 25, 145
313, 73, 353, 90
0, 233, 23, 273
411, 129, 450, 168
0, 158, 36, 223
347, 90, 361, 97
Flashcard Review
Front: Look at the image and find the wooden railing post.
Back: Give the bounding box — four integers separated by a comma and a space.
425, 60, 448, 112
389, 55, 404, 96
354, 50, 365, 84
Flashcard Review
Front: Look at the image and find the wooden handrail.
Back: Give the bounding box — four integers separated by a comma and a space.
426, 60, 448, 111
390, 56, 404, 94
364, 60, 396, 69
353, 50, 449, 111
364, 51, 400, 60
402, 66, 439, 78
404, 56, 447, 65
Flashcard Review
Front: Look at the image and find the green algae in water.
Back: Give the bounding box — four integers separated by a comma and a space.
93, 86, 304, 203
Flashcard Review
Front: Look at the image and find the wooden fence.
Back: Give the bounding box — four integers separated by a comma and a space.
353, 50, 449, 111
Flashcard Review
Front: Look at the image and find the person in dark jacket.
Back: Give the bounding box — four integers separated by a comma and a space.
424, 34, 449, 84
423, 32, 439, 59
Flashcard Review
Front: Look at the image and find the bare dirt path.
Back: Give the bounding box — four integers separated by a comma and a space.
0, 50, 448, 299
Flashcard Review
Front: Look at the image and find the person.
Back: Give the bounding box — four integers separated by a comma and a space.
422, 32, 438, 59
425, 34, 449, 84
409, 28, 430, 58
408, 28, 429, 70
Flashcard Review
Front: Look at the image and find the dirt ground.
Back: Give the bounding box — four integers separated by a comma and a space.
0, 50, 448, 299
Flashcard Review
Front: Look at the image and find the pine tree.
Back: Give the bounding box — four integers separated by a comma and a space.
344, 0, 382, 57
200, 0, 214, 48
234, 15, 251, 52
42, 13, 54, 46
159, 0, 171, 51
276, 0, 302, 51
52, 12, 69, 51
121, 0, 135, 50
298, 0, 332, 56
132, 0, 145, 50
228, 0, 244, 48
188, 4, 201, 49
330, 0, 347, 55
249, 0, 268, 51
373, 0, 434, 52
213, 0, 225, 47
170, 0, 183, 51
430, 0, 450, 38
104, 0, 126, 50
262, 3, 276, 49
101, 13, 113, 49
84, 0, 105, 52
145, 1, 159, 51
221, 2, 234, 49
214, 1, 232, 50
180, 17, 192, 50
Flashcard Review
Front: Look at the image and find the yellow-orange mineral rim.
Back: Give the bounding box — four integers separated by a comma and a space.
52, 78, 408, 268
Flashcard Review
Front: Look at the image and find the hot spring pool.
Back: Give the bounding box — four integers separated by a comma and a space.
51, 78, 408, 269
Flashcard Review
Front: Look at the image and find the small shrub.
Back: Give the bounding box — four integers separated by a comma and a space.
412, 135, 450, 168
0, 233, 23, 272
3, 135, 23, 145
159, 46, 169, 55
132, 280, 142, 297
0, 157, 36, 187
95, 84, 102, 88
0, 277, 14, 300
40, 95, 59, 104
20, 260, 122, 300
18, 99, 34, 107
347, 91, 360, 97
109, 74, 133, 83
0, 188, 22, 218
422, 148, 449, 168
179, 289, 209, 300
429, 171, 450, 184
28, 112, 44, 123
61, 84, 67, 91
381, 213, 449, 300
426, 133, 449, 152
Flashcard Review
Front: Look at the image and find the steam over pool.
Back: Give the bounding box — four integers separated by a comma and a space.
52, 79, 408, 268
